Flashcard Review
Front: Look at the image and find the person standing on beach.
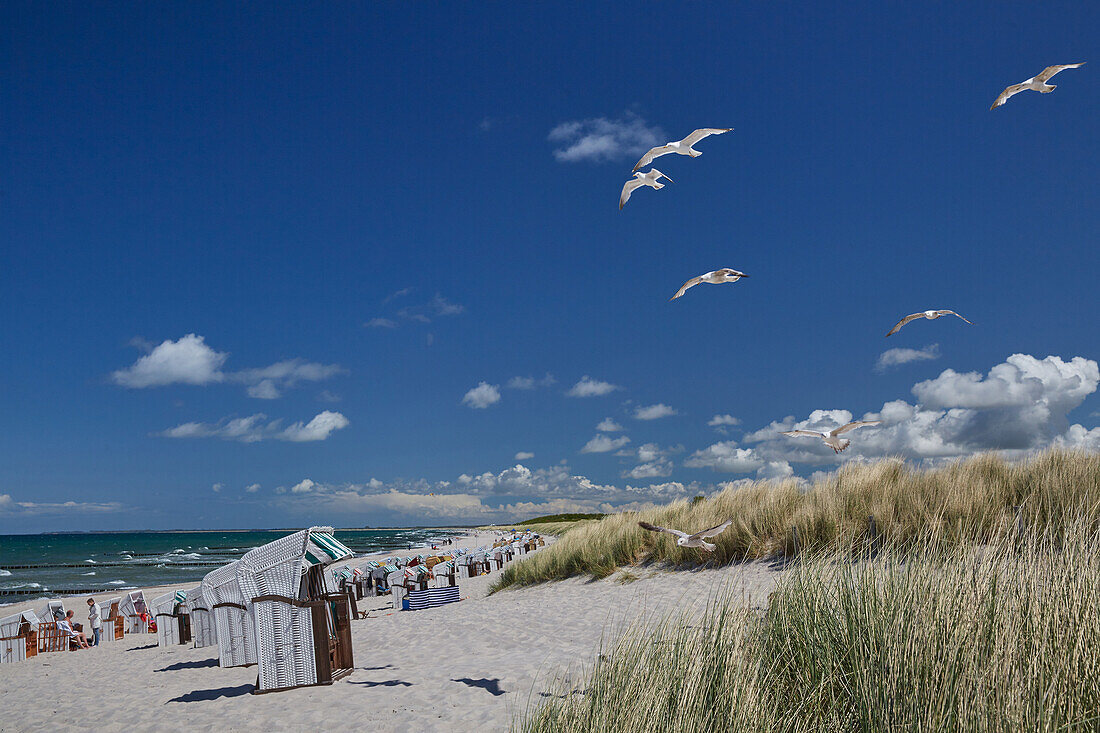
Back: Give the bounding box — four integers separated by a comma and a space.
87, 598, 102, 646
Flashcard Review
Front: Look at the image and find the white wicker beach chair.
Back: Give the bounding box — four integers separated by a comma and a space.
0, 610, 40, 663
202, 561, 257, 668
153, 591, 189, 647
119, 591, 150, 634
236, 527, 356, 694
39, 600, 65, 622
184, 585, 217, 649
98, 597, 124, 643
431, 560, 458, 588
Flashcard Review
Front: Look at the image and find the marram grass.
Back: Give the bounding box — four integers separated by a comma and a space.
517, 525, 1100, 733
493, 449, 1100, 591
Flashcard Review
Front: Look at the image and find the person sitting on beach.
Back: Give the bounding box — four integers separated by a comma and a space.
57, 612, 90, 649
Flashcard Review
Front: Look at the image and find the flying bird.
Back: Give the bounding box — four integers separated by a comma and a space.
633, 128, 732, 171
637, 519, 733, 552
619, 169, 673, 210
780, 421, 883, 454
886, 310, 971, 337
990, 63, 1085, 109
670, 268, 749, 300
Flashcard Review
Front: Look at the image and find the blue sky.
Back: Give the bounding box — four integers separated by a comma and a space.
2, 2, 1098, 532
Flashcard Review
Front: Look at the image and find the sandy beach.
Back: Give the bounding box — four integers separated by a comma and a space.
0, 530, 783, 732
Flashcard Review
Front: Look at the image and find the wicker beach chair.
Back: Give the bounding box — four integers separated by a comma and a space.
39, 600, 65, 623
119, 591, 150, 634
0, 610, 39, 663
184, 584, 217, 649
153, 591, 190, 647
236, 527, 356, 694
99, 597, 124, 643
202, 561, 257, 668
431, 560, 458, 588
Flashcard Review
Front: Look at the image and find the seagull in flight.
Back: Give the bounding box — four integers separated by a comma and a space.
886, 310, 971, 337
633, 128, 732, 172
670, 268, 749, 300
780, 421, 882, 454
637, 519, 733, 552
991, 63, 1085, 109
619, 169, 673, 210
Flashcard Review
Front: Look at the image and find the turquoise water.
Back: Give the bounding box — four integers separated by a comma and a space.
0, 528, 466, 606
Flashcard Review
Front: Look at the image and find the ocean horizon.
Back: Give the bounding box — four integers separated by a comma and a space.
0, 527, 469, 607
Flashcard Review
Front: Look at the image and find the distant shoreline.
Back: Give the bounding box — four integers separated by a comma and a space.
1, 526, 480, 537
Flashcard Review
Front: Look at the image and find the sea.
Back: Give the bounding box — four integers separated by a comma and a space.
0, 528, 469, 607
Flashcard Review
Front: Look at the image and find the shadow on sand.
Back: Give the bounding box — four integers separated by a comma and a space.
167, 684, 254, 703
349, 679, 413, 688
452, 677, 506, 696
156, 658, 219, 672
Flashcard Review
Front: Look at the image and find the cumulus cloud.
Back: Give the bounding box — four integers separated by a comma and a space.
734, 354, 1100, 470
597, 418, 624, 432
514, 451, 535, 460
212, 483, 223, 493
549, 112, 665, 164
684, 441, 765, 473
581, 435, 631, 453
622, 458, 673, 480
158, 411, 349, 443
876, 344, 941, 371
708, 414, 741, 427
291, 479, 316, 494
112, 335, 344, 398
463, 382, 502, 409
112, 334, 227, 388
634, 403, 678, 420
279, 411, 350, 442
567, 376, 620, 398
245, 483, 261, 493
506, 374, 556, 390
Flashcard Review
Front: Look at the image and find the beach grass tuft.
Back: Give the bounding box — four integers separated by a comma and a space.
517, 522, 1100, 732
493, 449, 1100, 591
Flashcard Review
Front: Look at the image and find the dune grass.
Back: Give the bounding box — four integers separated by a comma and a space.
492, 450, 1100, 591
517, 524, 1100, 732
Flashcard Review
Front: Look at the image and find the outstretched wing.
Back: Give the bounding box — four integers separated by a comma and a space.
886, 312, 925, 337
638, 521, 689, 539
619, 178, 644, 210
670, 275, 704, 300
633, 144, 675, 172
681, 128, 732, 147
939, 310, 972, 325
691, 519, 734, 540
780, 430, 822, 439
831, 420, 883, 436
991, 82, 1030, 109
1035, 62, 1085, 83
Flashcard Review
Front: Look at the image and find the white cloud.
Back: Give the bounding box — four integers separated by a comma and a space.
158, 411, 349, 443
684, 441, 765, 473
581, 435, 631, 454
634, 403, 678, 420
567, 376, 620, 397
367, 294, 465, 330
0, 494, 125, 516
738, 354, 1100, 468
876, 344, 941, 371
549, 112, 665, 164
113, 335, 343, 398
463, 382, 502, 409
365, 317, 398, 328
245, 483, 261, 493
506, 374, 556, 390
514, 451, 535, 460
622, 457, 673, 479
291, 479, 316, 494
112, 334, 227, 388
708, 414, 741, 427
597, 418, 624, 432
212, 483, 223, 493
279, 411, 350, 442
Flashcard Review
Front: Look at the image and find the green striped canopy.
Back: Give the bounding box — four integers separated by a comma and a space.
173, 590, 187, 605
304, 531, 355, 567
